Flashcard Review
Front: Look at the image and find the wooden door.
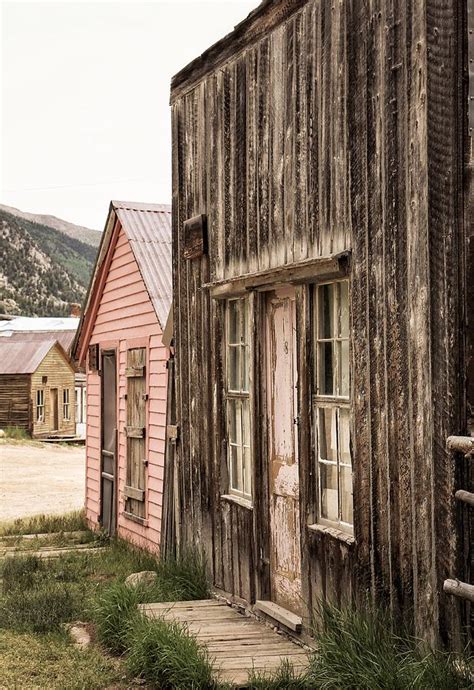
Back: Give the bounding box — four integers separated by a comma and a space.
50, 388, 58, 431
100, 351, 117, 535
266, 286, 302, 615
124, 348, 147, 520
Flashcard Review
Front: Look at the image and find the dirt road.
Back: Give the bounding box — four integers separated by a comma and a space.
0, 442, 85, 521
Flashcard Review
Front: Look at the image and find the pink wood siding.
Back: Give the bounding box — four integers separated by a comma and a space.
85, 227, 168, 553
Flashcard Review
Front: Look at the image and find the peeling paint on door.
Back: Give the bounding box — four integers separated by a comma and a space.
266, 286, 302, 615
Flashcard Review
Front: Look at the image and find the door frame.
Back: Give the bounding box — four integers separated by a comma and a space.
100, 348, 118, 535
50, 388, 59, 431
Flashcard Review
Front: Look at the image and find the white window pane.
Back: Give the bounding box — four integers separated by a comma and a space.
318, 408, 337, 462
230, 445, 239, 491
228, 300, 239, 344
318, 342, 334, 395
228, 398, 237, 443
242, 298, 249, 345
339, 281, 349, 338
320, 463, 338, 521
338, 340, 350, 397
339, 408, 351, 466
242, 345, 249, 392
243, 446, 251, 497
340, 465, 353, 524
318, 284, 335, 339
229, 346, 240, 390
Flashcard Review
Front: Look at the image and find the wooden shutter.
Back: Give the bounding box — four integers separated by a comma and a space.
125, 348, 147, 519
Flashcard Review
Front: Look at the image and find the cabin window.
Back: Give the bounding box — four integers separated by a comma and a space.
63, 389, 71, 421
313, 280, 353, 532
36, 389, 45, 422
225, 297, 252, 501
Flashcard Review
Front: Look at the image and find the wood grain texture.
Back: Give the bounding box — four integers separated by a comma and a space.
170, 0, 469, 648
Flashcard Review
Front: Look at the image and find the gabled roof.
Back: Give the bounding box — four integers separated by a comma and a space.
73, 201, 172, 364
0, 339, 71, 375
0, 329, 77, 353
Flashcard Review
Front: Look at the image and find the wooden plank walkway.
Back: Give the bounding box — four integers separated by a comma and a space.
139, 599, 310, 687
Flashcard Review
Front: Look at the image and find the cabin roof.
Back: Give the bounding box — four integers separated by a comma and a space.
112, 201, 172, 329
170, 0, 305, 98
73, 201, 172, 364
0, 339, 63, 375
0, 329, 76, 353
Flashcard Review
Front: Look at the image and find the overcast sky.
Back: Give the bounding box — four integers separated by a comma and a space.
1, 0, 255, 230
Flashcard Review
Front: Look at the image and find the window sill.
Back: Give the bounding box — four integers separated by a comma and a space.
307, 523, 355, 546
220, 494, 253, 511
123, 511, 147, 526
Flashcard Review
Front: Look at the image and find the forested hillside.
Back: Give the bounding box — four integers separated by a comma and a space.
0, 207, 100, 316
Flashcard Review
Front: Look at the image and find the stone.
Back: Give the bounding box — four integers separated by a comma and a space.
64, 622, 91, 649
125, 570, 158, 588
0, 429, 5, 438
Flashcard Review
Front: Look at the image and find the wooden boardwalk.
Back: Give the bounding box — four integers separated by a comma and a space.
139, 599, 310, 687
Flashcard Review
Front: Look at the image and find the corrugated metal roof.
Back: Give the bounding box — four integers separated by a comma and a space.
0, 339, 57, 375
112, 201, 172, 329
0, 330, 76, 353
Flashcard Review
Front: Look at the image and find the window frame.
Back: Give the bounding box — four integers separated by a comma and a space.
63, 388, 71, 421
224, 296, 252, 502
313, 279, 353, 535
36, 389, 45, 423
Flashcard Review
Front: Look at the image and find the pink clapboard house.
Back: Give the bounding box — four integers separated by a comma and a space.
74, 201, 172, 552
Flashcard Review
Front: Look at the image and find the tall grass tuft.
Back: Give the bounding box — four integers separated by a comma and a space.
92, 580, 151, 654
3, 426, 29, 440
247, 658, 310, 688
155, 546, 211, 601
0, 510, 87, 537
125, 614, 218, 689
308, 600, 472, 689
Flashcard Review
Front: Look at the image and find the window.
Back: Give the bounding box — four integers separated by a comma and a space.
225, 297, 252, 501
36, 389, 44, 422
314, 280, 352, 532
75, 387, 81, 423
63, 389, 70, 421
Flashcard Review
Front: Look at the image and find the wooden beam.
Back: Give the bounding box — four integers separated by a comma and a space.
125, 366, 145, 378
455, 490, 474, 507
123, 485, 145, 502
125, 426, 145, 439
446, 436, 474, 456
443, 579, 474, 603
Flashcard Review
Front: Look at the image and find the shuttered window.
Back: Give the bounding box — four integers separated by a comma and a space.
313, 280, 353, 533
225, 298, 252, 501
125, 348, 147, 519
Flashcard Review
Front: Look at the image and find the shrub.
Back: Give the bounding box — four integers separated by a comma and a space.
3, 426, 29, 440
308, 601, 472, 689
0, 581, 83, 633
125, 614, 218, 689
155, 547, 211, 601
247, 658, 310, 688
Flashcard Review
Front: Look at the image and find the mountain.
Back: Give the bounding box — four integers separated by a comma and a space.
0, 204, 101, 247
0, 206, 101, 317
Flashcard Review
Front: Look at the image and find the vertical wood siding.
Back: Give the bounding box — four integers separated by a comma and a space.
85, 227, 167, 553
171, 0, 468, 646
0, 375, 31, 431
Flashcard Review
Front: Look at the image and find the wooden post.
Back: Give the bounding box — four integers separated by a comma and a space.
443, 579, 474, 603
446, 436, 474, 456
455, 490, 474, 507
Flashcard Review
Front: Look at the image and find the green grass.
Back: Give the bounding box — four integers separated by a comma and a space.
0, 509, 87, 536
248, 659, 310, 688
307, 601, 472, 690
2, 425, 29, 440
0, 629, 124, 689
126, 614, 218, 689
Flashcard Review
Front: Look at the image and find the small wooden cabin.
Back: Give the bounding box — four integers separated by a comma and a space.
170, 0, 471, 648
0, 339, 76, 437
74, 201, 172, 552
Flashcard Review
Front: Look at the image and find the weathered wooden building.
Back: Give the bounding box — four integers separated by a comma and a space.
74, 201, 172, 551
170, 0, 472, 647
0, 339, 76, 437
